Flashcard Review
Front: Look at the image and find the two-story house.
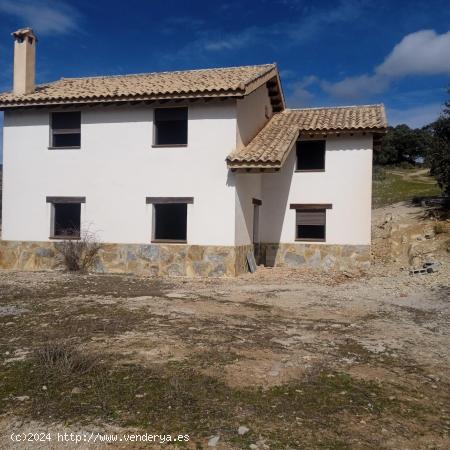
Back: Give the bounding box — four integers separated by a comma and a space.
0, 28, 387, 276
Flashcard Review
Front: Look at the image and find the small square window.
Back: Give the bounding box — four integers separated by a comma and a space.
52, 203, 81, 238
154, 108, 188, 146
296, 209, 326, 241
153, 203, 187, 242
51, 112, 81, 148
296, 140, 325, 171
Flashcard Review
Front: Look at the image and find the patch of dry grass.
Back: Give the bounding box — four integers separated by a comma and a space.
0, 347, 408, 449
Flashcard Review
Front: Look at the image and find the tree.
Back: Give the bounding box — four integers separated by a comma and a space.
375, 124, 432, 165
428, 88, 450, 198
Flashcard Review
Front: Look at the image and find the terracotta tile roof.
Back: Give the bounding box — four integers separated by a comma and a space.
227, 104, 387, 169
0, 64, 282, 108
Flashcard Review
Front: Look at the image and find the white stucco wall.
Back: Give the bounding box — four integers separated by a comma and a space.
260, 135, 373, 245
2, 102, 238, 245
2, 101, 373, 248
233, 84, 271, 246
234, 173, 262, 245
236, 84, 272, 149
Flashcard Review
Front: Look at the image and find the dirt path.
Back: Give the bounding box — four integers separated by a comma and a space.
387, 168, 436, 184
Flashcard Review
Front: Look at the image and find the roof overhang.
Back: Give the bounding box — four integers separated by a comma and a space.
228, 128, 387, 172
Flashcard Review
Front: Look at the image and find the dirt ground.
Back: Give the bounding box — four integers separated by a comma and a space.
0, 204, 449, 449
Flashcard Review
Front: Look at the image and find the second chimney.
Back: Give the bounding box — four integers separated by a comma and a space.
12, 28, 37, 95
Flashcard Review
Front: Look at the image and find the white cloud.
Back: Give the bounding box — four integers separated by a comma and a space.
388, 102, 444, 128
377, 30, 450, 77
204, 27, 261, 51
322, 29, 450, 101
0, 0, 80, 35
287, 0, 367, 43
321, 74, 389, 100
289, 75, 318, 106
164, 0, 370, 57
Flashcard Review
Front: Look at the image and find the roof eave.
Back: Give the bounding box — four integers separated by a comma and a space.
0, 89, 247, 110
242, 65, 286, 111
298, 127, 388, 135
227, 127, 387, 170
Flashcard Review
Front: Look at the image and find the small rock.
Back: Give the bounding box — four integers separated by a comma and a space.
16, 396, 30, 402
268, 362, 282, 377
135, 393, 146, 398
208, 435, 220, 447
250, 445, 258, 450
166, 292, 189, 299
71, 387, 82, 394
42, 385, 47, 391
238, 425, 250, 435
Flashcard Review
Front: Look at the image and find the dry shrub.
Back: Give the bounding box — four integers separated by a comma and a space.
55, 230, 101, 272
35, 342, 95, 376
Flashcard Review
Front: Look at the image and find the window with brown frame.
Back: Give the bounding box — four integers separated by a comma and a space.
52, 203, 81, 238
153, 107, 188, 146
146, 197, 193, 243
296, 140, 325, 171
47, 197, 85, 239
153, 203, 187, 242
50, 112, 81, 148
295, 209, 326, 241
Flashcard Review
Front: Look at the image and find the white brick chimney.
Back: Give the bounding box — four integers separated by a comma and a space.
12, 28, 37, 95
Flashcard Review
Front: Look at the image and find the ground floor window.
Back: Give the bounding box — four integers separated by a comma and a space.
146, 197, 193, 243
290, 203, 332, 242
296, 209, 326, 240
47, 197, 85, 239
154, 203, 187, 241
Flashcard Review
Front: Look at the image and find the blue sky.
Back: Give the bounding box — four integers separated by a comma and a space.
0, 0, 449, 160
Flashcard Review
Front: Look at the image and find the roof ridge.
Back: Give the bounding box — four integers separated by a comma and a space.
59, 63, 276, 82
287, 104, 384, 111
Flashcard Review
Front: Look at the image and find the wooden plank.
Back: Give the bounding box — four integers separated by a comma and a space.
247, 251, 257, 273
46, 196, 86, 204
146, 197, 194, 204
290, 203, 332, 210
151, 239, 187, 244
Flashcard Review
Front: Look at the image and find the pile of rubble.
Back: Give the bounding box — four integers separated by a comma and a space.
371, 201, 449, 275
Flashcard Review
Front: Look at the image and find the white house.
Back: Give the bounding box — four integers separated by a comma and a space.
0, 28, 387, 276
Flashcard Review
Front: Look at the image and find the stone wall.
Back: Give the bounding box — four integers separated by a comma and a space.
261, 243, 370, 271
0, 240, 252, 277
0, 240, 371, 275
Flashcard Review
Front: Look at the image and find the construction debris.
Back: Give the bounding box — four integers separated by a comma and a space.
409, 261, 441, 276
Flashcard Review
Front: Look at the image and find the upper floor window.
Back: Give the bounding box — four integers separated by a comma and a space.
153, 107, 188, 146
296, 140, 325, 171
50, 112, 81, 148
